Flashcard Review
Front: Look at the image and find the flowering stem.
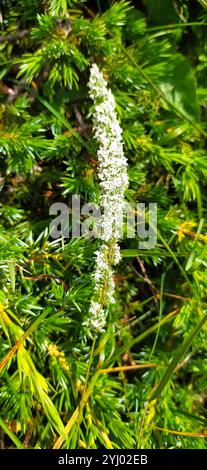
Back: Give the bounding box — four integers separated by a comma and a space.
83, 64, 128, 333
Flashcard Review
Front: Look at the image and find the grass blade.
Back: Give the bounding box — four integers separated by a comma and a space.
117, 309, 178, 357
0, 416, 24, 449
150, 313, 207, 400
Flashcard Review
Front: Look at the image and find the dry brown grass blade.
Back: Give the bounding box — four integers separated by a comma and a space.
156, 426, 207, 438
0, 309, 50, 374
100, 364, 158, 374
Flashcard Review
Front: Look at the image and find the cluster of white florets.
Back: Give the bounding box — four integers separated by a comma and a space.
84, 64, 128, 333
93, 243, 121, 301
89, 64, 128, 242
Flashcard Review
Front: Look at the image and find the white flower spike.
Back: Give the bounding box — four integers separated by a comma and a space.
84, 64, 128, 333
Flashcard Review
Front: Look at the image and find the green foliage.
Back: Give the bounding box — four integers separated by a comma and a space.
0, 0, 207, 450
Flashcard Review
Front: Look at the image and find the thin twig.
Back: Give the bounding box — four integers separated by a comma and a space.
0, 29, 28, 43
